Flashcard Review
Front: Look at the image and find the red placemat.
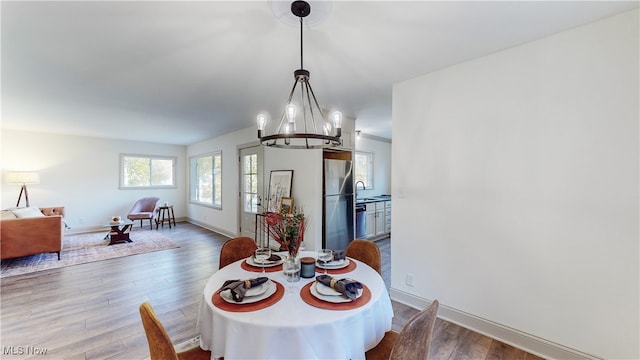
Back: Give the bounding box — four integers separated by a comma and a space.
315, 259, 357, 274
300, 281, 371, 310
241, 259, 283, 273
212, 280, 284, 312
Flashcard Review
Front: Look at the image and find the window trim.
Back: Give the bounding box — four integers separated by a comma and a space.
189, 151, 223, 209
119, 153, 177, 189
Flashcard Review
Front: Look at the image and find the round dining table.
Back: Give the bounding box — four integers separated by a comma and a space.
196, 250, 394, 359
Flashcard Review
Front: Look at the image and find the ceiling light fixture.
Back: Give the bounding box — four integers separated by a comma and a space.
257, 0, 342, 149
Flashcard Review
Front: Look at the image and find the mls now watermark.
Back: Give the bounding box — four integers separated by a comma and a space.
2, 345, 48, 356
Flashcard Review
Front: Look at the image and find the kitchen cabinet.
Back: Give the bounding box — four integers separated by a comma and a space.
364, 200, 391, 239
385, 201, 391, 234
365, 205, 376, 239
375, 202, 386, 237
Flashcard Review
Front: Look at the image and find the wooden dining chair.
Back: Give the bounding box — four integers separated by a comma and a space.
139, 302, 212, 360
218, 236, 257, 269
365, 300, 440, 360
345, 239, 382, 275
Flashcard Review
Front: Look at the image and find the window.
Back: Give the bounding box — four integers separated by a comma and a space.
190, 151, 222, 208
120, 154, 176, 189
242, 153, 259, 213
354, 151, 374, 190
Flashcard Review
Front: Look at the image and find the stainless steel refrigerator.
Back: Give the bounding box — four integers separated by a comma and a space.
323, 157, 354, 250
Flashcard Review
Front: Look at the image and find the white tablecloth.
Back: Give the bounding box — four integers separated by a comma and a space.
196, 251, 394, 360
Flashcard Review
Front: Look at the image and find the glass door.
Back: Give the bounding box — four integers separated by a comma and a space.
239, 146, 264, 242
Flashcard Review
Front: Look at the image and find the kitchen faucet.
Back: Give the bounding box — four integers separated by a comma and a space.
355, 181, 366, 199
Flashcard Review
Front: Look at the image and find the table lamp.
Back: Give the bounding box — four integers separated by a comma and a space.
5, 171, 40, 207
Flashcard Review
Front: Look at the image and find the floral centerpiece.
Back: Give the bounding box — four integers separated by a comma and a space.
264, 206, 306, 258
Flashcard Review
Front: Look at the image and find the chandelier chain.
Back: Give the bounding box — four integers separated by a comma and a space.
300, 17, 304, 70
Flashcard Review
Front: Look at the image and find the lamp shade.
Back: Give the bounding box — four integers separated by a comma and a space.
5, 171, 40, 184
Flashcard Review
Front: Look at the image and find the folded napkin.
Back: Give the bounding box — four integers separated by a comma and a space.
316, 250, 345, 264
332, 250, 345, 261
316, 275, 362, 300
266, 254, 281, 262
253, 254, 281, 263
220, 277, 268, 302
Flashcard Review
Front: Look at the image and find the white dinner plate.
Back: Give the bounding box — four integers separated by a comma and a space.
310, 282, 362, 303
315, 281, 342, 296
221, 280, 276, 304
245, 280, 271, 297
246, 255, 283, 267
316, 258, 350, 269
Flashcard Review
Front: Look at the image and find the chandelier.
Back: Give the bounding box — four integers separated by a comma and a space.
257, 0, 342, 149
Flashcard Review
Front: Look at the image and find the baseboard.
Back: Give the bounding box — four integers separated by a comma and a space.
389, 288, 602, 360
68, 219, 231, 238
66, 219, 188, 235
65, 226, 104, 235
185, 219, 236, 238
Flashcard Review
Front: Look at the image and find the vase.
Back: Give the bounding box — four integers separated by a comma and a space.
283, 254, 301, 282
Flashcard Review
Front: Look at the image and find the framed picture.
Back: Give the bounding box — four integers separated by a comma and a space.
268, 170, 293, 212
280, 197, 294, 214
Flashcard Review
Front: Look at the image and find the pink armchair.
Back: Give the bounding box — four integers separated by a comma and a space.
127, 197, 160, 230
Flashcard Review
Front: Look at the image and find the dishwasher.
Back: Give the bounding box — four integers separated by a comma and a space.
355, 204, 367, 239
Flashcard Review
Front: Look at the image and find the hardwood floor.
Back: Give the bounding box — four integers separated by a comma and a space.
1, 223, 543, 359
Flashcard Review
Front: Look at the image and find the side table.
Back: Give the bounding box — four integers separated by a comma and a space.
104, 220, 134, 245
156, 205, 176, 229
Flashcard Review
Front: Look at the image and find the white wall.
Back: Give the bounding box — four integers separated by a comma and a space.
185, 127, 327, 248
186, 127, 255, 237
264, 147, 324, 251
354, 134, 391, 197
391, 9, 638, 360
241, 117, 355, 250
1, 129, 186, 232
0, 124, 347, 248
0, 124, 332, 250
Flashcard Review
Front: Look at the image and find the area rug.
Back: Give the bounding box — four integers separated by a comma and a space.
0, 229, 180, 278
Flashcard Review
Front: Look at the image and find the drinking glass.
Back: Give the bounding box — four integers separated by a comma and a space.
283, 257, 301, 295
254, 247, 271, 274
317, 249, 333, 275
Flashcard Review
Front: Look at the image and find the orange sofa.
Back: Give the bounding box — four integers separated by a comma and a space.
0, 207, 65, 260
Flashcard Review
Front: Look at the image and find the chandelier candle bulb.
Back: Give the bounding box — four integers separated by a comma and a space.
257, 114, 266, 136
333, 111, 342, 128
257, 114, 266, 129
333, 111, 342, 137
286, 104, 296, 122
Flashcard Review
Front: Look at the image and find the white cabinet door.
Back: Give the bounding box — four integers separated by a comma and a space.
374, 202, 385, 236
365, 209, 376, 239
384, 201, 391, 234
375, 208, 385, 236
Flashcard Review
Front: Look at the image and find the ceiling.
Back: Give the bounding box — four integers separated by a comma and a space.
2, 1, 637, 145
